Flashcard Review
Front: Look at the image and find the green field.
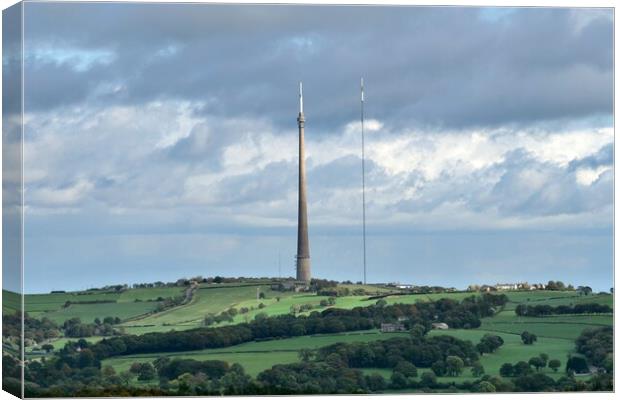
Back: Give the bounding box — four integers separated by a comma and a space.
480, 319, 612, 340
12, 285, 614, 384
13, 287, 188, 323
14, 285, 476, 329
42, 301, 161, 324
101, 288, 612, 379
102, 329, 410, 376
501, 291, 612, 310
118, 287, 184, 302
101, 324, 582, 380
25, 291, 122, 315
120, 284, 295, 333
428, 329, 575, 379
118, 284, 394, 334
480, 291, 613, 340
3, 290, 20, 314
11, 286, 185, 318
363, 327, 587, 384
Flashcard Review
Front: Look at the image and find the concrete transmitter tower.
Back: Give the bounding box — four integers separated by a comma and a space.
296, 82, 311, 283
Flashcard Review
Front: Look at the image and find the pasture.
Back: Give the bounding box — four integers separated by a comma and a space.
19, 286, 185, 324
25, 291, 122, 316
16, 284, 613, 383
428, 329, 575, 379
481, 291, 612, 340
120, 284, 294, 333
41, 300, 160, 324
107, 289, 611, 380
102, 329, 409, 376
17, 284, 471, 330
118, 287, 184, 302
362, 328, 588, 384
3, 290, 20, 314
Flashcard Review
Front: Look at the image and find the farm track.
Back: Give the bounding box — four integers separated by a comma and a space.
121, 283, 199, 324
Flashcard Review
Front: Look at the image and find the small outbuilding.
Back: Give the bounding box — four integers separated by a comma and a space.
431, 322, 449, 330
381, 323, 407, 333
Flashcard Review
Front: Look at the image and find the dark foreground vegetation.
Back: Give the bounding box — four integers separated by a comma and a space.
515, 303, 612, 317
575, 326, 613, 371
2, 289, 613, 396
5, 294, 505, 396
4, 325, 613, 397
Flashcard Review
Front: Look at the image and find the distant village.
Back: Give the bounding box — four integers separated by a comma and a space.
468, 282, 549, 292
385, 280, 589, 293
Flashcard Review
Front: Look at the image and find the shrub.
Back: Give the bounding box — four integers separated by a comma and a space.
566, 356, 589, 374
500, 362, 515, 377
520, 331, 537, 345
548, 359, 561, 372
420, 371, 437, 387
445, 356, 464, 376
471, 361, 485, 377
394, 360, 417, 378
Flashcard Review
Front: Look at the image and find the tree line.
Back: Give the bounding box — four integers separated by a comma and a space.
87, 294, 506, 360
3, 312, 124, 345
514, 303, 612, 317
313, 334, 479, 369
575, 326, 613, 372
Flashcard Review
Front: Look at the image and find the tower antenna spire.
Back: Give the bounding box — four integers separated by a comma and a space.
299, 81, 303, 114
361, 78, 367, 285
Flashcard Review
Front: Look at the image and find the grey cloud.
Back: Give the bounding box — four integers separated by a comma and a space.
308, 155, 371, 189
206, 160, 296, 206
22, 4, 612, 130
167, 122, 228, 166
165, 117, 271, 173
24, 60, 105, 110
390, 146, 613, 221
488, 150, 612, 217
568, 143, 613, 170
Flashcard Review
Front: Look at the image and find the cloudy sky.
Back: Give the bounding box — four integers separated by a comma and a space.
12, 3, 614, 292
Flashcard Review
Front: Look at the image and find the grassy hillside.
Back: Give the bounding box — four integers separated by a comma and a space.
117, 288, 483, 335
25, 291, 122, 316
120, 284, 301, 334
481, 292, 613, 340
15, 286, 186, 323
2, 290, 20, 314
11, 283, 613, 385
361, 328, 581, 383
102, 329, 410, 376
7, 281, 613, 397
96, 326, 601, 389
118, 287, 185, 302
101, 306, 609, 380
42, 301, 161, 325
15, 285, 612, 337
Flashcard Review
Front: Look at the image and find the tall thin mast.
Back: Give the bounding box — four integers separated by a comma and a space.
296, 81, 311, 283
361, 78, 367, 285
